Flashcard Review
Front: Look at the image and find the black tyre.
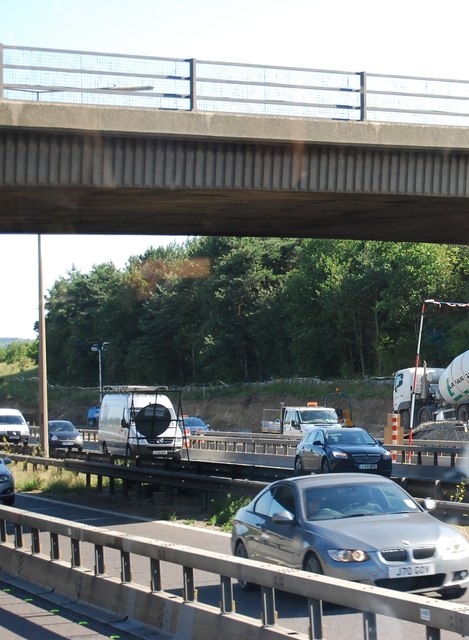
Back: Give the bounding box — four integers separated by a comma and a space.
457, 405, 469, 423
321, 458, 331, 474
304, 554, 323, 575
437, 585, 466, 600
419, 408, 433, 423
294, 456, 304, 475
400, 409, 410, 431
235, 542, 256, 591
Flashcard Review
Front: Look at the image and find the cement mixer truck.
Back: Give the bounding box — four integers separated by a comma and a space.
393, 350, 469, 430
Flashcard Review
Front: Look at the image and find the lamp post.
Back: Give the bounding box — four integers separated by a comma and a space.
91, 342, 109, 401
38, 235, 49, 457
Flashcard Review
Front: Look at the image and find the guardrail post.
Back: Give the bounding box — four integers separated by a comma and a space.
183, 566, 196, 601
14, 524, 23, 548
220, 575, 234, 613
260, 585, 276, 626
71, 538, 81, 567
363, 611, 377, 640
121, 550, 131, 583
31, 528, 41, 554
359, 71, 367, 121
150, 558, 162, 591
426, 625, 442, 640
50, 532, 60, 560
0, 518, 6, 543
94, 544, 105, 575
307, 597, 324, 640
0, 44, 4, 100
189, 58, 197, 111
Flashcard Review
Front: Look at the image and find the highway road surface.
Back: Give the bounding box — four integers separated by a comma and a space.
0, 493, 467, 640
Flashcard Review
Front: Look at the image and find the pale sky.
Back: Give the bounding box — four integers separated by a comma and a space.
1, 0, 468, 338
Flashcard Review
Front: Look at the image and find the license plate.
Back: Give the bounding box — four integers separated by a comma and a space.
358, 463, 377, 469
388, 564, 435, 578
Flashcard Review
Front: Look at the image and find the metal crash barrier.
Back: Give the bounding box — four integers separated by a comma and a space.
0, 506, 468, 639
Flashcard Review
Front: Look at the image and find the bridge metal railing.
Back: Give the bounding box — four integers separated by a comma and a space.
2, 43, 469, 126
3, 447, 469, 521
1, 504, 469, 640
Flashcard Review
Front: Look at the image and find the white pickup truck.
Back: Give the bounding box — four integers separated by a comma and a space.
261, 402, 342, 434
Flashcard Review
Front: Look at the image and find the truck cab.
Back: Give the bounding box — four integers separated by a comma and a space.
282, 403, 342, 434
393, 366, 445, 430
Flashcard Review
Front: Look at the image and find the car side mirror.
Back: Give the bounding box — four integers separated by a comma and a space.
271, 510, 295, 524
121, 418, 129, 429
313, 440, 322, 446
291, 420, 299, 429
3, 458, 11, 465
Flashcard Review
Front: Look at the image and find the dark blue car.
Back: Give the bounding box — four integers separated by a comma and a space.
294, 427, 392, 476
182, 416, 210, 435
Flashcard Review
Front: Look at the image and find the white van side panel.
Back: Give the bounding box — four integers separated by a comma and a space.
98, 395, 129, 454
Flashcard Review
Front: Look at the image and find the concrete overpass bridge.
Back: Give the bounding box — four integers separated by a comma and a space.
2, 100, 469, 245
2, 44, 469, 245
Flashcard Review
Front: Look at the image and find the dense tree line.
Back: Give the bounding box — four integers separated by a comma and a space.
0, 341, 37, 371
42, 237, 469, 387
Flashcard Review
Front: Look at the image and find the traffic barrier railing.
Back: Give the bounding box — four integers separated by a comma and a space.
0, 504, 468, 640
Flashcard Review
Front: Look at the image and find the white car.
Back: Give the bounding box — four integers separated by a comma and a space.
0, 408, 30, 445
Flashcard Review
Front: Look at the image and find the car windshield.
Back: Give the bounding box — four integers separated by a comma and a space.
49, 422, 75, 432
299, 410, 337, 424
0, 416, 25, 425
325, 430, 376, 446
185, 418, 204, 426
302, 482, 421, 521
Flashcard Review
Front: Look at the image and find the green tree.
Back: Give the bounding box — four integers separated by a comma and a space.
46, 264, 126, 385
4, 342, 33, 371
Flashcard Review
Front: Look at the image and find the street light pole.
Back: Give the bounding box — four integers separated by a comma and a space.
38, 235, 49, 457
91, 342, 109, 401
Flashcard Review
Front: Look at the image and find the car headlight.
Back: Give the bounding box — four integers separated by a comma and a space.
331, 450, 349, 459
0, 474, 10, 483
50, 435, 58, 441
382, 450, 392, 459
328, 549, 369, 562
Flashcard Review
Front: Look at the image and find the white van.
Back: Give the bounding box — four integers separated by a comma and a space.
97, 386, 183, 457
0, 408, 30, 445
